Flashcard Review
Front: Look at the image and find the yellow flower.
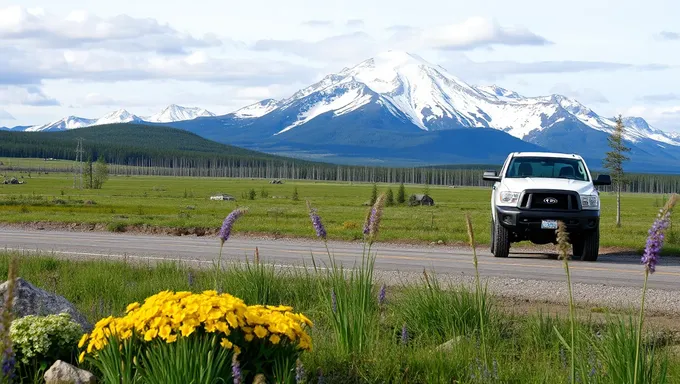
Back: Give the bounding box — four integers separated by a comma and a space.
144, 328, 158, 341
79, 351, 85, 363
269, 334, 281, 344
78, 334, 89, 348
180, 323, 196, 337
126, 302, 140, 313
254, 325, 268, 339
245, 334, 254, 342
220, 338, 233, 349
158, 325, 172, 340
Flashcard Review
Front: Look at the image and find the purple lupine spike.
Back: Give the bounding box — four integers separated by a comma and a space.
400, 323, 409, 345
309, 209, 326, 239
231, 353, 242, 384
295, 359, 305, 383
331, 288, 337, 313
219, 208, 247, 244
378, 284, 386, 306
641, 211, 672, 273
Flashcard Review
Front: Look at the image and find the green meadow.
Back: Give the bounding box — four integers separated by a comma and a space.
0, 170, 678, 253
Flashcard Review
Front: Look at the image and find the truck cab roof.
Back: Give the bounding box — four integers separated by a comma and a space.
509, 152, 583, 160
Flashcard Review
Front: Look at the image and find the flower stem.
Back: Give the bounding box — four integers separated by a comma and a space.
563, 259, 576, 384
633, 269, 649, 384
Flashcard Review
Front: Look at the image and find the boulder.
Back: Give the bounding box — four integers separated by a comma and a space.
44, 360, 96, 384
0, 278, 92, 332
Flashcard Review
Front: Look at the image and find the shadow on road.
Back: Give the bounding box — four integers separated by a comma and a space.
506, 250, 680, 267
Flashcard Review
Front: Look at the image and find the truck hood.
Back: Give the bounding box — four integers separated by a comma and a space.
501, 177, 597, 195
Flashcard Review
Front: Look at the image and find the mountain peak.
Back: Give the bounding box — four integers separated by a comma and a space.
145, 105, 215, 123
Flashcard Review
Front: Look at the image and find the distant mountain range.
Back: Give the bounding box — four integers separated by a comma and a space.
4, 50, 680, 173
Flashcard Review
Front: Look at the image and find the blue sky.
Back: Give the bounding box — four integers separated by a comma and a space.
1, 0, 679, 132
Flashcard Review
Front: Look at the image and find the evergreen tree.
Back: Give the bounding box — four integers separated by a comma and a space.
93, 156, 109, 189
370, 183, 378, 205
603, 115, 631, 227
386, 188, 394, 206
397, 182, 406, 204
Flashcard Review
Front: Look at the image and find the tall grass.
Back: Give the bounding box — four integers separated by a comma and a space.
394, 271, 490, 344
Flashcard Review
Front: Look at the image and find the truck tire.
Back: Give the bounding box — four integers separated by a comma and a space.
572, 226, 599, 262
492, 220, 510, 258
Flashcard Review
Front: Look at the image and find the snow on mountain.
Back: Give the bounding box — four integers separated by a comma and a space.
145, 104, 215, 123
93, 109, 143, 126
247, 50, 680, 147
25, 116, 96, 132
233, 99, 279, 119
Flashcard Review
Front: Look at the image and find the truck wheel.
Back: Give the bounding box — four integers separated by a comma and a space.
572, 227, 599, 262
492, 220, 510, 258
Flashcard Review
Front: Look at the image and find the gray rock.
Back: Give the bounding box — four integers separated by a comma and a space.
44, 360, 96, 384
0, 278, 92, 332
435, 335, 463, 352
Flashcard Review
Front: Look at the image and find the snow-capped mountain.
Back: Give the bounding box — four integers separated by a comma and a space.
144, 104, 215, 123
25, 116, 96, 132
164, 50, 680, 171
23, 105, 216, 132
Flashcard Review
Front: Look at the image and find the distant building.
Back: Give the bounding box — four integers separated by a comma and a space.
409, 194, 434, 206
210, 194, 235, 201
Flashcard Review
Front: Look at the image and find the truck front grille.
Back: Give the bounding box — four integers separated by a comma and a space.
519, 190, 580, 211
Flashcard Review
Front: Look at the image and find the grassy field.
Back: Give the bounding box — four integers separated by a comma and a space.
0, 250, 677, 383
1, 170, 679, 253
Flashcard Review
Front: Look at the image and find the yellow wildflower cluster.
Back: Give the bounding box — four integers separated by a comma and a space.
77, 290, 313, 363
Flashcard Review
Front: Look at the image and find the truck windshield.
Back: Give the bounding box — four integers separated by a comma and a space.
505, 157, 589, 181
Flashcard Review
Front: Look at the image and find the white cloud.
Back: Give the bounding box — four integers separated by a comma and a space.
0, 5, 222, 53
0, 109, 15, 120
549, 83, 609, 104
0, 85, 59, 106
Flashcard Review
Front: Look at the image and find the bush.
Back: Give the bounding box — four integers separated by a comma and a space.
79, 290, 313, 384
10, 313, 83, 381
106, 222, 126, 232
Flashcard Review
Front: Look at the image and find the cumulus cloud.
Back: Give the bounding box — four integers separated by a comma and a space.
256, 17, 551, 59
637, 93, 680, 103
0, 85, 60, 106
549, 84, 609, 104
656, 31, 680, 41
415, 17, 552, 50
301, 20, 334, 28
0, 45, 319, 86
0, 5, 223, 53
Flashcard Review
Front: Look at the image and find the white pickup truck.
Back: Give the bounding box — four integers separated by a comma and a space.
483, 152, 611, 261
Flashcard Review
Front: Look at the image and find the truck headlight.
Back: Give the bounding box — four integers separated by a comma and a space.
580, 194, 599, 209
499, 191, 520, 205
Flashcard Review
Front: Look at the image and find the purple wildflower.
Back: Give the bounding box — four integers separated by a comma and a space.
1, 349, 14, 379
400, 323, 409, 345
306, 201, 327, 239
309, 209, 326, 239
641, 210, 671, 273
378, 284, 386, 306
331, 288, 337, 313
367, 193, 386, 240
231, 353, 242, 384
295, 359, 305, 383
219, 208, 247, 244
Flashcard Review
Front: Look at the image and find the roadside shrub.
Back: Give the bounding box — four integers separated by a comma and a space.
79, 290, 313, 384
106, 222, 126, 232
10, 313, 83, 381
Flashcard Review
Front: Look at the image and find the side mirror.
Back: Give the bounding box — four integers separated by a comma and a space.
593, 174, 611, 186
483, 170, 501, 182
